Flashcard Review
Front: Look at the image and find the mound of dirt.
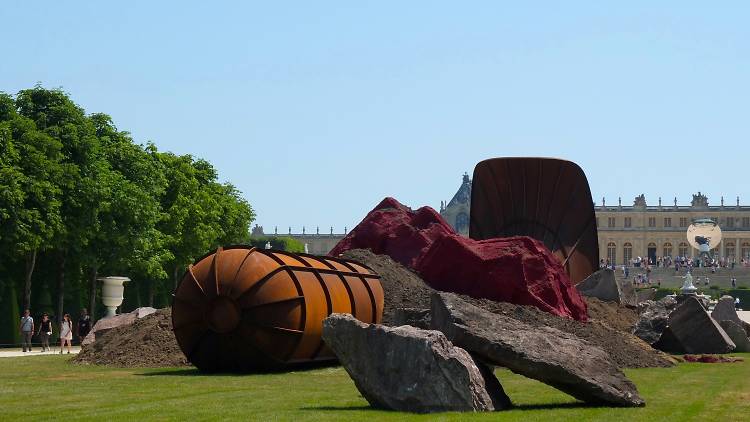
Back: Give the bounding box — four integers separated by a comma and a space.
73, 308, 189, 368
343, 248, 675, 369
584, 296, 639, 333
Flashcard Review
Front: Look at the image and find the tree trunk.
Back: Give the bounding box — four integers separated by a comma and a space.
56, 252, 66, 324
23, 249, 37, 311
148, 280, 155, 308
88, 266, 98, 323
173, 265, 181, 290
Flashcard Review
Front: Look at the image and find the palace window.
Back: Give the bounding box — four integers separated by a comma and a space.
743, 242, 750, 260
607, 242, 616, 265
743, 217, 750, 228
648, 217, 656, 227
726, 242, 735, 260
608, 217, 616, 228
664, 217, 672, 227
624, 217, 632, 228
678, 242, 689, 257
679, 217, 689, 227
663, 242, 673, 257
623, 242, 633, 265
726, 217, 735, 228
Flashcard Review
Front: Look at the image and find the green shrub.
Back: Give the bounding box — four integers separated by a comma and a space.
248, 236, 305, 253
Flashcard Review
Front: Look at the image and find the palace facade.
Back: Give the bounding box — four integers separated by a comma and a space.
258, 174, 750, 261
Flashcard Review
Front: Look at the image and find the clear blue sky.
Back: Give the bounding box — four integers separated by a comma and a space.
2, 2, 748, 233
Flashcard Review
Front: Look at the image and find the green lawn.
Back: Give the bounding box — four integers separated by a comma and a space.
1, 354, 748, 421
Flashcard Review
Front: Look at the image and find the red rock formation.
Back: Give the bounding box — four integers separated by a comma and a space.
330, 197, 588, 321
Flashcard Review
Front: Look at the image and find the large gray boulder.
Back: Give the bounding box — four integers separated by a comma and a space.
718, 320, 750, 352
322, 313, 511, 413
633, 297, 678, 344
575, 269, 636, 306
667, 297, 735, 354
430, 293, 645, 407
712, 296, 743, 327
81, 307, 157, 346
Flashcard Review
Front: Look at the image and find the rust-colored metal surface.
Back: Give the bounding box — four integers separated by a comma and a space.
172, 246, 384, 372
469, 157, 599, 284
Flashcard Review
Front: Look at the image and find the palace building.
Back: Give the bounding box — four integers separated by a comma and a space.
438, 174, 750, 265
260, 174, 750, 261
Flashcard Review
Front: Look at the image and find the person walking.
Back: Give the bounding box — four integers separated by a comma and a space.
77, 308, 91, 345
59, 314, 73, 354
19, 309, 34, 352
37, 313, 53, 352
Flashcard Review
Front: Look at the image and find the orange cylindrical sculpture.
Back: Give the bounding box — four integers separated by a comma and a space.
172, 246, 384, 372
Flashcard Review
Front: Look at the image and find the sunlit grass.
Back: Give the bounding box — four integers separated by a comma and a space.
0, 354, 748, 421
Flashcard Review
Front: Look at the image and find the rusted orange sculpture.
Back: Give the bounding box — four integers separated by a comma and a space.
172, 246, 384, 372
470, 158, 599, 284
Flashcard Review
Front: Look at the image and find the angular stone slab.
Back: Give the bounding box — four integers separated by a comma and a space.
668, 297, 735, 354
712, 296, 743, 327
652, 327, 685, 354
575, 269, 636, 306
718, 320, 750, 352
322, 313, 511, 413
430, 293, 645, 407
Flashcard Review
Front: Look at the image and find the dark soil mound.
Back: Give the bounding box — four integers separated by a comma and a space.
584, 296, 639, 333
343, 249, 674, 369
343, 248, 433, 325
73, 308, 189, 368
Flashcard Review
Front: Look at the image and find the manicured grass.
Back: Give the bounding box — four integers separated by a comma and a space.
1, 354, 748, 421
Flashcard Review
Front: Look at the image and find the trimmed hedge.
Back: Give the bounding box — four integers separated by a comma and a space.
248, 237, 305, 253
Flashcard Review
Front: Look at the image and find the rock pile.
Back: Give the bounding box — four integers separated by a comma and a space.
330, 197, 589, 321
74, 308, 189, 368
322, 292, 646, 413
431, 293, 645, 407
343, 249, 674, 369
663, 297, 735, 354
322, 314, 511, 413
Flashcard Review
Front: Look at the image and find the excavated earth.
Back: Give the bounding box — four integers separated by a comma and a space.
73, 308, 189, 368
343, 249, 674, 369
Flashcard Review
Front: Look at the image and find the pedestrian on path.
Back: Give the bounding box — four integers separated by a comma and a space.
37, 313, 53, 352
77, 308, 91, 345
19, 310, 34, 352
59, 314, 73, 354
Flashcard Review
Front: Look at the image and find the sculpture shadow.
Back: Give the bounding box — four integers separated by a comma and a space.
300, 401, 604, 413
138, 360, 340, 377
512, 401, 608, 411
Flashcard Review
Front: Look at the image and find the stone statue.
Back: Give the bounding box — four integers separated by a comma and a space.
681, 272, 697, 295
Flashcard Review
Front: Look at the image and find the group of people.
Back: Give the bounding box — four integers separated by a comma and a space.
18, 309, 92, 354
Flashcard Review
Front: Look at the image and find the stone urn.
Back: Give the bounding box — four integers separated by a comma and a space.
99, 276, 130, 318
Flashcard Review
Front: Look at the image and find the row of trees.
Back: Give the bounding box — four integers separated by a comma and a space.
0, 86, 255, 344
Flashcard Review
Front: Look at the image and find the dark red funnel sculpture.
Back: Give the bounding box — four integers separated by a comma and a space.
469, 157, 599, 284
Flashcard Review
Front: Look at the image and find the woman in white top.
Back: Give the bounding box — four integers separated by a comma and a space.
59, 313, 73, 354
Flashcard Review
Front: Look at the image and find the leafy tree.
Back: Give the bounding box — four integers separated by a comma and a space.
15, 87, 101, 321
0, 95, 63, 311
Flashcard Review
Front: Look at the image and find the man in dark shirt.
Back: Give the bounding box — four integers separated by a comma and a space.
77, 308, 91, 344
